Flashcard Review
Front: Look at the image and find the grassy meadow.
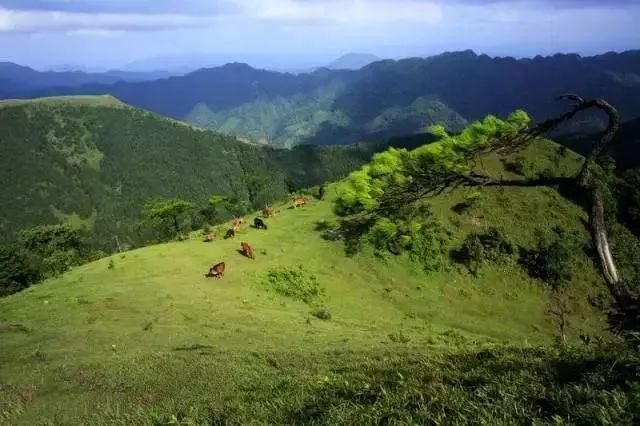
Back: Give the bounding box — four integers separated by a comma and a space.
0, 142, 625, 424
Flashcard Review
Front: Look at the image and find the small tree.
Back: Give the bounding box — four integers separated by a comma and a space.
200, 195, 229, 225
143, 199, 194, 239
547, 295, 570, 347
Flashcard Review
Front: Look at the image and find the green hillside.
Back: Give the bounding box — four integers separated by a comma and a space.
0, 96, 409, 249
3, 138, 636, 424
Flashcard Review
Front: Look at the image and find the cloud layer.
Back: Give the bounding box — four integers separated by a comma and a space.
0, 0, 638, 69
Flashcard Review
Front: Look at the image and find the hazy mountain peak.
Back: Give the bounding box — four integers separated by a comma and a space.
328, 53, 380, 70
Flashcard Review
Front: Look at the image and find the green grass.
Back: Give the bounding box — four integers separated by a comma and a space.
0, 95, 125, 109
0, 142, 617, 423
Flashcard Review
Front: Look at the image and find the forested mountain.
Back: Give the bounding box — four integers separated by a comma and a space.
559, 117, 640, 170
5, 50, 640, 147
0, 96, 425, 249
0, 62, 175, 97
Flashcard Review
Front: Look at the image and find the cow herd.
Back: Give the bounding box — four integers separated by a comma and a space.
206, 198, 307, 279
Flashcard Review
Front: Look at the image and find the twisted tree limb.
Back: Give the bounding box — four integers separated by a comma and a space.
533, 94, 626, 304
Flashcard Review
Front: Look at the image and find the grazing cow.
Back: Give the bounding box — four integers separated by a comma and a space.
262, 207, 275, 218
254, 217, 268, 230
292, 198, 306, 208
241, 242, 254, 259
232, 217, 244, 231
207, 262, 225, 278
224, 229, 235, 239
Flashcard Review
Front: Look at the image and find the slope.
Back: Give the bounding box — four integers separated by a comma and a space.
0, 141, 616, 424
0, 96, 399, 248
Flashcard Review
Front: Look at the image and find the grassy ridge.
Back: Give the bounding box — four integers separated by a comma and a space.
0, 141, 615, 423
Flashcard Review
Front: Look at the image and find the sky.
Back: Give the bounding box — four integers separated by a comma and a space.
0, 0, 639, 71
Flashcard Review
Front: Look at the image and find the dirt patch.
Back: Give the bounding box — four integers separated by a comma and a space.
0, 323, 30, 334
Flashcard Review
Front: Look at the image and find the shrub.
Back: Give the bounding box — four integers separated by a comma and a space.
0, 245, 40, 297
311, 307, 332, 320
453, 227, 514, 275
503, 156, 528, 175
409, 222, 449, 272
452, 189, 483, 214
388, 330, 411, 343
18, 224, 90, 279
263, 266, 324, 304
368, 218, 399, 255
518, 227, 580, 288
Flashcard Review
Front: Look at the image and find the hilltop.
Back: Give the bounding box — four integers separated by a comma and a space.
2, 134, 635, 423
0, 94, 125, 109
327, 53, 381, 70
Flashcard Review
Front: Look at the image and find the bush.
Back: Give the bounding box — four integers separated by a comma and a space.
452, 189, 483, 214
18, 224, 90, 279
310, 307, 331, 320
519, 227, 580, 288
409, 222, 449, 272
365, 214, 449, 272
263, 266, 324, 304
0, 245, 40, 297
368, 218, 400, 255
503, 156, 528, 175
453, 227, 514, 275
388, 330, 411, 343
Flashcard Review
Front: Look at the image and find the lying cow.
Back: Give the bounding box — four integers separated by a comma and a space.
292, 198, 306, 208
241, 242, 254, 259
224, 229, 235, 239
203, 232, 216, 242
207, 262, 225, 279
254, 217, 268, 230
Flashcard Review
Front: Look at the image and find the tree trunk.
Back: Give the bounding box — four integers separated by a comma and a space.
590, 190, 628, 304
534, 94, 624, 297
173, 215, 180, 237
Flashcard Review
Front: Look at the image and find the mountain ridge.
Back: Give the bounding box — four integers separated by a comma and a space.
4, 49, 639, 147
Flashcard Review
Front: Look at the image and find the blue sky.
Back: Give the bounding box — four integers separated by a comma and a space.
1, 0, 639, 70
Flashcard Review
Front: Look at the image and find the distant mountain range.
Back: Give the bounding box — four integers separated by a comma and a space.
3, 50, 640, 147
0, 62, 178, 94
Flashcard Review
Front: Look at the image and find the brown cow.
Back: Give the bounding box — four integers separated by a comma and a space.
207, 262, 225, 278
262, 207, 275, 218
232, 217, 244, 231
204, 232, 216, 242
241, 242, 254, 259
292, 198, 306, 208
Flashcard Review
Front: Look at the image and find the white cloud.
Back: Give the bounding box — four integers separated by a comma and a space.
67, 28, 124, 37
0, 1, 444, 34
233, 0, 443, 25
0, 7, 221, 33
